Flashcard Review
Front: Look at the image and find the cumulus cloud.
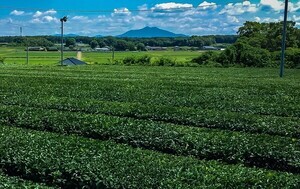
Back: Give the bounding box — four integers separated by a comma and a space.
260, 0, 300, 12
4, 1, 298, 36
255, 16, 261, 22
31, 16, 58, 23
10, 10, 25, 16
198, 1, 217, 10
151, 2, 193, 11
112, 8, 131, 16
72, 16, 89, 21
292, 15, 300, 21
43, 16, 58, 22
227, 15, 239, 23
260, 0, 283, 11
33, 9, 57, 17
219, 1, 258, 15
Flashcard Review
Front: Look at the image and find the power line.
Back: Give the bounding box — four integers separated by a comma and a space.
7, 22, 60, 31
0, 4, 219, 14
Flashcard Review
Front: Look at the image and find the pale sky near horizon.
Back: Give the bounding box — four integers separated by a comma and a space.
0, 0, 299, 36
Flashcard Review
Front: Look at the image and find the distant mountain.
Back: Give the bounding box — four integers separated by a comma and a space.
117, 27, 187, 38
94, 35, 103, 38
53, 33, 79, 37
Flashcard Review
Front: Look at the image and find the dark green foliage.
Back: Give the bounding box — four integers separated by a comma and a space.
122, 56, 136, 65
65, 38, 76, 47
206, 21, 300, 67
90, 40, 98, 49
284, 48, 300, 68
154, 57, 176, 66
0, 66, 300, 187
191, 51, 218, 65
227, 41, 271, 67
137, 55, 151, 65
122, 55, 151, 65
0, 126, 299, 188
8, 37, 54, 47
0, 35, 237, 51
136, 42, 146, 51
0, 105, 299, 173
114, 39, 136, 51
0, 172, 53, 188
0, 57, 5, 64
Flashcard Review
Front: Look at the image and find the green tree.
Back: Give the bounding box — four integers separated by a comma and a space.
90, 40, 98, 49
65, 38, 76, 47
136, 43, 146, 51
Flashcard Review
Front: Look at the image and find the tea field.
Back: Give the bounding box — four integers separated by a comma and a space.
0, 47, 202, 65
0, 65, 299, 188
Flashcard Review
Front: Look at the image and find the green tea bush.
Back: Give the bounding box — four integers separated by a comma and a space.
1, 125, 299, 188
0, 57, 5, 64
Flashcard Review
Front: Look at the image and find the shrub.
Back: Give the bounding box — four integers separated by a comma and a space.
218, 42, 271, 67
154, 57, 176, 66
0, 57, 5, 64
192, 51, 219, 65
240, 46, 271, 67
123, 56, 136, 65
137, 55, 151, 65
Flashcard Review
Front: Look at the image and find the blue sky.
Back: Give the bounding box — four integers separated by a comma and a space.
1, 0, 300, 36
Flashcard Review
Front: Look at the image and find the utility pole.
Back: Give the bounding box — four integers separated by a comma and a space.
26, 41, 29, 65
280, 0, 289, 77
20, 27, 23, 37
21, 27, 29, 65
112, 46, 115, 64
60, 16, 68, 65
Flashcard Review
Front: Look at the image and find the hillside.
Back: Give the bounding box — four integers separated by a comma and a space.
118, 26, 187, 38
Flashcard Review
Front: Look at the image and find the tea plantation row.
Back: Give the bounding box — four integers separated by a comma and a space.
0, 67, 299, 118
0, 171, 54, 189
0, 125, 299, 188
1, 95, 298, 138
0, 105, 299, 173
0, 65, 299, 187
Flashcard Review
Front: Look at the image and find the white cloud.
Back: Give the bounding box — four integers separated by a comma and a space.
10, 10, 25, 16
227, 15, 239, 23
220, 1, 258, 15
42, 16, 58, 22
198, 1, 217, 10
151, 2, 193, 11
33, 11, 43, 17
255, 16, 261, 22
30, 16, 58, 23
4, 1, 295, 36
112, 8, 131, 16
72, 16, 89, 21
260, 0, 283, 11
292, 15, 300, 22
44, 9, 57, 15
261, 17, 280, 23
31, 18, 41, 23
33, 9, 57, 17
260, 0, 300, 12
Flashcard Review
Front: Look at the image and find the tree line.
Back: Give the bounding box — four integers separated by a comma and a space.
192, 21, 300, 68
0, 35, 237, 51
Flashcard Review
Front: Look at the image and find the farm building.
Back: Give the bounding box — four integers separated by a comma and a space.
202, 46, 218, 50
146, 46, 168, 51
27, 47, 46, 51
95, 47, 110, 52
0, 42, 8, 46
60, 58, 87, 66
